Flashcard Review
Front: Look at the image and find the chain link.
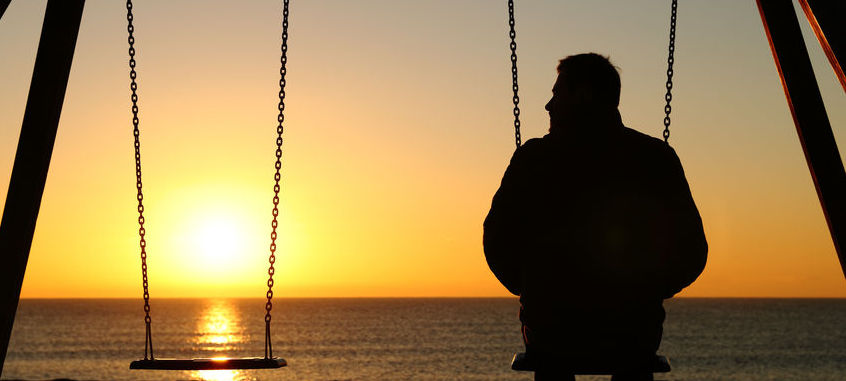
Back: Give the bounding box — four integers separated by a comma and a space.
266, 0, 290, 360
126, 0, 153, 361
507, 0, 522, 148
663, 0, 677, 143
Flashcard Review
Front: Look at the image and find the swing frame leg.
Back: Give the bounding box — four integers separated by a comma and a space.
757, 0, 846, 278
0, 0, 85, 374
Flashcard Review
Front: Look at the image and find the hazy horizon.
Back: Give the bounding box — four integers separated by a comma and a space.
15, 296, 846, 300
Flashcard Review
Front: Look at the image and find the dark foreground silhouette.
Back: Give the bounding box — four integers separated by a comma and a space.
484, 53, 707, 381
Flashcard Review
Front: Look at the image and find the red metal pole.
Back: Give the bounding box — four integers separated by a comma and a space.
797, 0, 846, 92
756, 0, 846, 279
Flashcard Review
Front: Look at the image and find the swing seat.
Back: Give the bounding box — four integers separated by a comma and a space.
130, 357, 286, 370
511, 352, 670, 375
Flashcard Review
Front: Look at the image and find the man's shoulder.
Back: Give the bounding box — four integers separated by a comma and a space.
620, 126, 667, 147
523, 137, 548, 148
620, 126, 676, 157
517, 128, 674, 156
512, 137, 549, 157
505, 137, 556, 170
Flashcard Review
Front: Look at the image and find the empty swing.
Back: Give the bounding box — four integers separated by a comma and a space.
126, 0, 290, 371
505, 0, 679, 377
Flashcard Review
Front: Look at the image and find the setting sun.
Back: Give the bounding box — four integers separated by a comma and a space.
136, 185, 285, 296
191, 218, 245, 270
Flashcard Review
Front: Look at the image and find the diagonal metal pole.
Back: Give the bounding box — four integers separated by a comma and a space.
797, 0, 846, 92
0, 1, 11, 21
0, 0, 85, 375
756, 0, 846, 279
799, 0, 846, 90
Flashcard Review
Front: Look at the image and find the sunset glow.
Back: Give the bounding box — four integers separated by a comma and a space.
190, 217, 247, 273
0, 0, 844, 298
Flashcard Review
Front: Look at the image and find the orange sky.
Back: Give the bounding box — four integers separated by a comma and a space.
1, 0, 844, 298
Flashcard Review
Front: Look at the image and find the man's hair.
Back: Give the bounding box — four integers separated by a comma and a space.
557, 53, 621, 108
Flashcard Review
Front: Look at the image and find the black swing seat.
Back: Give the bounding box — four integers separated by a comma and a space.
511, 352, 670, 375
130, 357, 286, 370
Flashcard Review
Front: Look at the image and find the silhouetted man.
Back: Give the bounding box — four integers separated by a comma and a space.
484, 53, 707, 381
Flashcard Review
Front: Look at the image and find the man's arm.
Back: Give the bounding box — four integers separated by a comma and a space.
483, 145, 532, 296
657, 146, 708, 298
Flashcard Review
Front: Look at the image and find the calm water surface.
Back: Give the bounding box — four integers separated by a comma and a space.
3, 298, 845, 380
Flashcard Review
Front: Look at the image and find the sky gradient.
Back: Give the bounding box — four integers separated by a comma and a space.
1, 0, 844, 298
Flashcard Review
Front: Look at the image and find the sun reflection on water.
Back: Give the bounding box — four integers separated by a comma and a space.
193, 369, 246, 381
195, 300, 244, 351
190, 300, 249, 381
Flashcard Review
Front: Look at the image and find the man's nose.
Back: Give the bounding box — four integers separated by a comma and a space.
544, 99, 552, 112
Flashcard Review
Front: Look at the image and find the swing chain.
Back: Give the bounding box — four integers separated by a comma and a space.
507, 0, 522, 148
663, 0, 677, 143
126, 0, 153, 361
266, 0, 290, 360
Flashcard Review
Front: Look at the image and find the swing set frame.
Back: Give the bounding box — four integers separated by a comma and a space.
0, 0, 844, 375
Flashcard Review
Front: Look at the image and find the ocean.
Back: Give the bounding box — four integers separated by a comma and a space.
2, 298, 845, 380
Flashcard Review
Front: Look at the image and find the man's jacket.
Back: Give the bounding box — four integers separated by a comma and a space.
483, 120, 707, 353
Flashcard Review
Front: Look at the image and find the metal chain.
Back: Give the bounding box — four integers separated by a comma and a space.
126, 0, 153, 361
266, 0, 290, 360
663, 0, 677, 143
507, 0, 522, 148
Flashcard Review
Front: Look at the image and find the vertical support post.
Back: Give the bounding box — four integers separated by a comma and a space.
0, 1, 11, 21
797, 0, 846, 92
0, 0, 85, 374
756, 0, 846, 278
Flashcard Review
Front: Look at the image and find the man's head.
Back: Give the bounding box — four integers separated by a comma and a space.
545, 53, 621, 131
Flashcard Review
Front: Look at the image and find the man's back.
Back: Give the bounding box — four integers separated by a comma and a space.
483, 123, 707, 355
